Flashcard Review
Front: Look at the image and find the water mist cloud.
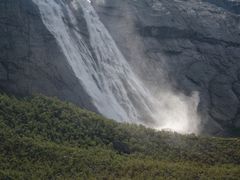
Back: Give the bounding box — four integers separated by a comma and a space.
151, 90, 200, 134
35, 0, 201, 135
90, 0, 201, 134
91, 0, 201, 134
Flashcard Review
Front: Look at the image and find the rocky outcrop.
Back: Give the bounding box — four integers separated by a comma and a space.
0, 0, 97, 111
92, 0, 240, 135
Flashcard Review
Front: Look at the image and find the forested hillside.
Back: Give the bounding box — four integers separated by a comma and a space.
0, 94, 240, 179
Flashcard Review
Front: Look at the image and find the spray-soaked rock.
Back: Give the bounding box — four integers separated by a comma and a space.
0, 0, 97, 111
92, 0, 240, 135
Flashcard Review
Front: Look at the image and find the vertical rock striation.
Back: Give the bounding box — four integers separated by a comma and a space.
0, 0, 97, 111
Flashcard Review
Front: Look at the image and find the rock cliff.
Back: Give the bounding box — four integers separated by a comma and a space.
1, 0, 240, 135
0, 0, 97, 111
92, 0, 240, 135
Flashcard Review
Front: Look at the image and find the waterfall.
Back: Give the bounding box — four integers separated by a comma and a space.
33, 0, 201, 133
32, 0, 156, 123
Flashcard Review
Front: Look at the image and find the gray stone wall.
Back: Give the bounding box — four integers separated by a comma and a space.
0, 0, 97, 111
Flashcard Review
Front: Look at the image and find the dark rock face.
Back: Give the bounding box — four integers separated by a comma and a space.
92, 0, 240, 135
0, 0, 97, 111
1, 0, 240, 135
203, 0, 240, 15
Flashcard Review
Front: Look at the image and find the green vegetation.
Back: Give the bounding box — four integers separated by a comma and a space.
0, 93, 239, 179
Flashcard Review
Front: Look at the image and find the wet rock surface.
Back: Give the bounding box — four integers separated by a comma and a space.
92, 0, 240, 135
0, 0, 97, 111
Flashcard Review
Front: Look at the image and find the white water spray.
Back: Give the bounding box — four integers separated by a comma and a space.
33, 0, 200, 134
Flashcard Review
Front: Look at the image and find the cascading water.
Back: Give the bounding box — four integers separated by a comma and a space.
33, 0, 201, 134
32, 0, 156, 123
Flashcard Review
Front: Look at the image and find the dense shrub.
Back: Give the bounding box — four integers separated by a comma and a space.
0, 94, 239, 179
